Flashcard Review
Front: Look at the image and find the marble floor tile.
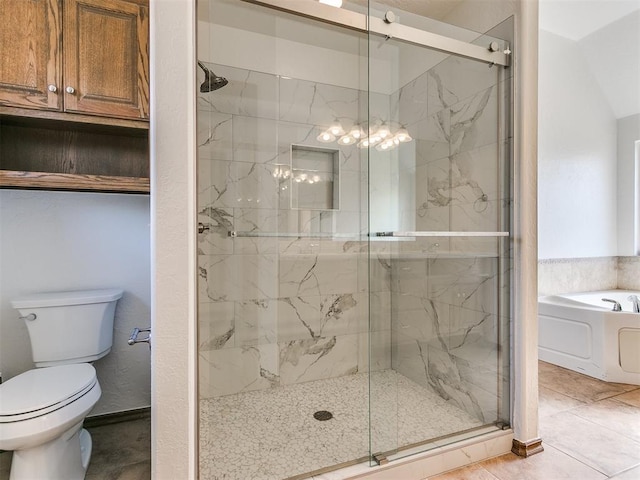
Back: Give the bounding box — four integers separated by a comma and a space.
611, 388, 640, 408
540, 410, 640, 476
429, 463, 500, 479
538, 361, 637, 403
476, 446, 607, 480
570, 398, 640, 443
538, 385, 586, 418
611, 465, 640, 479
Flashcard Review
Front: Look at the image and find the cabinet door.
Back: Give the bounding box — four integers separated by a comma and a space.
0, 0, 62, 110
63, 0, 149, 120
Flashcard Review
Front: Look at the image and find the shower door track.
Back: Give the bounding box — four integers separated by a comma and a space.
240, 0, 511, 67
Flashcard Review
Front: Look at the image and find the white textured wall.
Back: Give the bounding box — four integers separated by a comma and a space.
617, 114, 640, 255
538, 30, 618, 259
150, 0, 198, 478
0, 190, 151, 415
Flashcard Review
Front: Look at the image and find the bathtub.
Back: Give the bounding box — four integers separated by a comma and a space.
538, 290, 640, 385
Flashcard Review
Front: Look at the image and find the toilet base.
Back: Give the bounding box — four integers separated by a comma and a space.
10, 422, 92, 480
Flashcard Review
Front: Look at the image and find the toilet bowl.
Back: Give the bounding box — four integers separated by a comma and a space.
1, 288, 123, 480
0, 364, 101, 480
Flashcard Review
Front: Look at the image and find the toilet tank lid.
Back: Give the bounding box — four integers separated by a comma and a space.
11, 288, 124, 309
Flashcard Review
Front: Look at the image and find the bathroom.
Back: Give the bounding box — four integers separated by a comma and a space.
2, 3, 528, 478
0, 0, 637, 479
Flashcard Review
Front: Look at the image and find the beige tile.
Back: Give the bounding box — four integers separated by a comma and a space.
610, 464, 640, 480
612, 388, 640, 409
541, 410, 640, 476
0, 451, 11, 480
85, 418, 151, 476
85, 460, 150, 480
481, 446, 607, 480
538, 361, 637, 403
429, 463, 499, 479
539, 386, 586, 418
571, 398, 640, 443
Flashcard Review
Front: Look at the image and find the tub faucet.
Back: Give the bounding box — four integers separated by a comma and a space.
602, 298, 622, 311
628, 295, 640, 313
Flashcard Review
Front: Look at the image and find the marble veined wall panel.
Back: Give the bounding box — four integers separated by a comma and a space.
197, 64, 385, 398
390, 50, 505, 425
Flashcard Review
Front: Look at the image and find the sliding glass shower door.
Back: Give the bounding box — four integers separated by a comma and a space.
196, 0, 512, 477
367, 16, 512, 460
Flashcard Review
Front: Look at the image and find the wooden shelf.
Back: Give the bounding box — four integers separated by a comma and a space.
0, 106, 149, 132
0, 170, 150, 194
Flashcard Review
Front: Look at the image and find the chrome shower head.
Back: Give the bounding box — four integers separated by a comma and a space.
197, 61, 228, 92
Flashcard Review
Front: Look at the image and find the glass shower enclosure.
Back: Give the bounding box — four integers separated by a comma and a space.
196, 1, 512, 478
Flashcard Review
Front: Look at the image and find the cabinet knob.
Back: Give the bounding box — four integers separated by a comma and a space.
47, 84, 58, 93
65, 86, 76, 94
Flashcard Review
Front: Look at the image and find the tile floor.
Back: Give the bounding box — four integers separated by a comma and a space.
0, 417, 151, 480
429, 361, 640, 480
0, 361, 638, 480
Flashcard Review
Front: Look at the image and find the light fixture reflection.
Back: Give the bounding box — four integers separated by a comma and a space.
316, 131, 336, 143
338, 135, 356, 145
319, 0, 343, 7
395, 128, 412, 143
316, 120, 412, 151
349, 126, 364, 139
377, 124, 391, 139
329, 121, 345, 136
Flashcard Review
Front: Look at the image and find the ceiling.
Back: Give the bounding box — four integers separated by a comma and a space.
539, 0, 640, 41
539, 0, 640, 119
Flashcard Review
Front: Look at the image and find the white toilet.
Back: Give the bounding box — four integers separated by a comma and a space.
0, 288, 123, 480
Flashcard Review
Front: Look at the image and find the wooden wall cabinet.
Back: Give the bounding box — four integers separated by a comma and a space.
0, 0, 150, 194
0, 0, 149, 121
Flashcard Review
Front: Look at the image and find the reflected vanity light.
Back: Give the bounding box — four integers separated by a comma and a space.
316, 131, 336, 143
395, 128, 412, 143
319, 0, 342, 7
318, 121, 412, 151
338, 135, 356, 145
349, 126, 364, 139
328, 121, 345, 136
377, 124, 391, 139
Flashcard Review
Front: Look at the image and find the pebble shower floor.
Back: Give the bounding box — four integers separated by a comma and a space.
199, 370, 483, 479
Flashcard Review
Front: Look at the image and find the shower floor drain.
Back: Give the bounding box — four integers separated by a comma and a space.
313, 410, 333, 421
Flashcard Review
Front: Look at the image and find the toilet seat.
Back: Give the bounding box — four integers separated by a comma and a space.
0, 364, 97, 423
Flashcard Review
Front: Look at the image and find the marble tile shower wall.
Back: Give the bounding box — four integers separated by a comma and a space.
388, 55, 509, 424
196, 64, 392, 398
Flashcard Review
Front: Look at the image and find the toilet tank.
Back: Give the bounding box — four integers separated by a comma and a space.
11, 289, 124, 367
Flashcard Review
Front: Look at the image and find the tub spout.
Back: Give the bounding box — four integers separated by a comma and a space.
627, 295, 640, 313
602, 298, 622, 311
